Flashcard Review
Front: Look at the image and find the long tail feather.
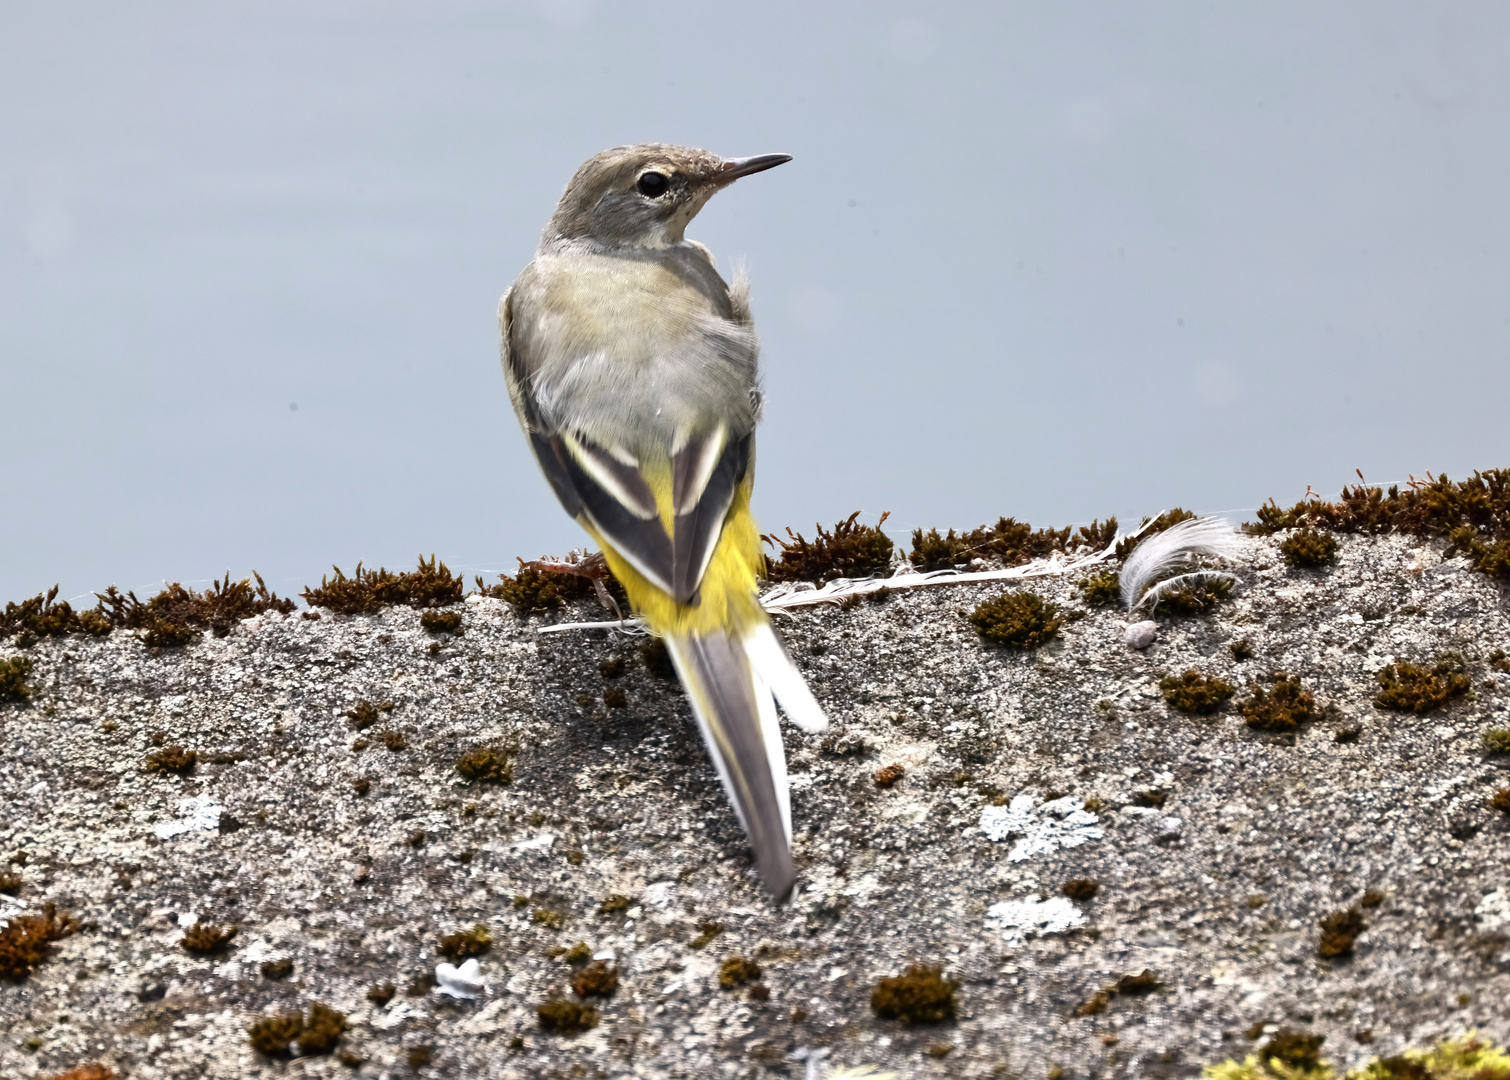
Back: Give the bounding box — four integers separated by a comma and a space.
745, 621, 830, 734
665, 630, 797, 898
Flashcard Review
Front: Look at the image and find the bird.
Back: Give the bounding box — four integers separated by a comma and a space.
498, 144, 829, 898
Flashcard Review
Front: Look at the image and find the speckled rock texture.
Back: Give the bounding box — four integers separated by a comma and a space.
2, 532, 1508, 1080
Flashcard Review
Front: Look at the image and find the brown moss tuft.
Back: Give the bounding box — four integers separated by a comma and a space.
1230, 638, 1255, 661
597, 894, 634, 916
559, 940, 591, 964
366, 982, 396, 1005
1238, 673, 1317, 732
1318, 906, 1365, 958
92, 573, 295, 645
420, 609, 462, 633
689, 921, 724, 949
301, 555, 464, 614
1279, 528, 1339, 568
260, 957, 294, 980
345, 698, 393, 730
0, 870, 21, 895
1375, 657, 1471, 713
248, 1012, 304, 1056
1160, 670, 1235, 715
407, 1046, 433, 1068
1259, 1028, 1327, 1072
1078, 570, 1121, 607
909, 517, 1073, 572
455, 746, 513, 785
873, 763, 906, 788
297, 1002, 346, 1054
598, 655, 626, 678
871, 962, 958, 1024
182, 922, 237, 955
1062, 878, 1100, 901
1491, 648, 1510, 674
1482, 729, 1510, 756
0, 903, 79, 982
144, 745, 197, 776
2, 585, 115, 639
1078, 517, 1120, 550
0, 655, 35, 701
437, 924, 491, 961
40, 1066, 118, 1080
639, 637, 675, 678
1489, 787, 1510, 813
1116, 509, 1196, 558
1114, 969, 1160, 995
572, 960, 619, 997
380, 729, 407, 751
537, 996, 599, 1033
531, 907, 567, 930
476, 552, 627, 617
719, 955, 761, 989
968, 591, 1062, 650
603, 687, 628, 709
766, 512, 895, 583
1152, 575, 1234, 615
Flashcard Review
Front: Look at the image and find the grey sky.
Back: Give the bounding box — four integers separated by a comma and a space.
3, 2, 1507, 606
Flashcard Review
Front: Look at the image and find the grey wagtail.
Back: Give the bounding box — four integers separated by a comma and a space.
499, 144, 828, 898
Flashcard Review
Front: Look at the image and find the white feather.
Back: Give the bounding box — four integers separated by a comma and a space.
1119, 516, 1244, 610
745, 621, 830, 733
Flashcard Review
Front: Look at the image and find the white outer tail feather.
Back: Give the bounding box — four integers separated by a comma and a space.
745, 621, 830, 734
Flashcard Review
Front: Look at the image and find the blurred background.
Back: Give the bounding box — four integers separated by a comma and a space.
2, 2, 1507, 604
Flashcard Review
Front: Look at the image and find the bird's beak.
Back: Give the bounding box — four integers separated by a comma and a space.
716, 153, 793, 184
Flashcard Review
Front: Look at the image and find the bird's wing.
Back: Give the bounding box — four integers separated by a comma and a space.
502, 284, 752, 606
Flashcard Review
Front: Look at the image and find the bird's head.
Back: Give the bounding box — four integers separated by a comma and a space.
544, 143, 791, 250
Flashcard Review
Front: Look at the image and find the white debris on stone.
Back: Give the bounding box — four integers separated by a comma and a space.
978, 795, 1103, 862
512, 832, 555, 851
153, 795, 224, 839
1476, 888, 1509, 933
1124, 620, 1158, 649
436, 958, 486, 999
1156, 816, 1184, 841
985, 895, 1086, 947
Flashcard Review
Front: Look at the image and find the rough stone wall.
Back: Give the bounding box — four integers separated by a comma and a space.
1, 531, 1508, 1079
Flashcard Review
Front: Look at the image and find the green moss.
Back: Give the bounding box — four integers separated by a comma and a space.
537, 997, 598, 1033
1482, 729, 1510, 755
0, 656, 34, 702
1230, 639, 1255, 661
689, 921, 724, 949
1317, 906, 1365, 958
559, 940, 592, 964
455, 746, 514, 785
909, 517, 1074, 572
93, 573, 295, 645
182, 922, 237, 955
1239, 673, 1317, 732
437, 923, 490, 961
719, 955, 761, 989
477, 553, 627, 617
968, 591, 1062, 649
597, 894, 635, 916
248, 1012, 304, 1057
1206, 1034, 1510, 1080
1152, 575, 1234, 615
766, 512, 895, 582
870, 962, 958, 1024
1375, 657, 1471, 713
531, 907, 567, 930
0, 903, 79, 983
572, 960, 619, 997
1, 585, 113, 639
1160, 670, 1235, 715
1116, 508, 1196, 558
298, 1003, 347, 1055
1280, 528, 1339, 568
145, 746, 197, 776
420, 609, 462, 633
1078, 517, 1119, 550
302, 555, 464, 615
1078, 570, 1121, 607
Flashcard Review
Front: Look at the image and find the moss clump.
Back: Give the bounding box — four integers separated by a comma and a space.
420, 609, 462, 633
93, 573, 295, 644
1207, 1034, 1510, 1080
1062, 878, 1100, 901
1116, 508, 1196, 558
1153, 575, 1234, 615
1488, 787, 1510, 813
1078, 570, 1121, 607
558, 940, 591, 964
455, 746, 514, 785
598, 655, 626, 678
40, 1066, 118, 1080
1477, 729, 1510, 758
1238, 673, 1317, 732
639, 637, 675, 678
366, 982, 396, 1005
145, 745, 197, 776
689, 921, 724, 949
477, 553, 627, 617
1115, 969, 1161, 994
1374, 657, 1471, 713
1, 585, 115, 639
1230, 639, 1255, 661
437, 924, 490, 961
537, 997, 599, 1033
572, 960, 619, 997
597, 894, 634, 915
248, 1012, 304, 1057
0, 871, 21, 895
763, 511, 894, 583
1079, 518, 1120, 550
1317, 906, 1365, 958
260, 957, 294, 980
603, 687, 627, 709
182, 922, 237, 955
301, 555, 464, 614
0, 656, 35, 702
873, 763, 906, 788
1160, 670, 1235, 715
531, 907, 567, 930
407, 1047, 433, 1068
1280, 528, 1339, 568
871, 962, 958, 1024
968, 591, 1062, 650
1491, 649, 1510, 674
909, 517, 1074, 572
345, 698, 393, 730
0, 903, 79, 983
298, 1002, 347, 1054
719, 955, 761, 989
380, 729, 406, 751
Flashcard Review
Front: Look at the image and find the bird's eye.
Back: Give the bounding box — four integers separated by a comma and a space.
636, 171, 670, 198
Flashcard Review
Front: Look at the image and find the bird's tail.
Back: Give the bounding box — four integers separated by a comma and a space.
664, 619, 828, 899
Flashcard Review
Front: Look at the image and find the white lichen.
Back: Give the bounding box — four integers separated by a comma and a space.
153, 795, 223, 839
978, 795, 1102, 862
984, 895, 1086, 946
